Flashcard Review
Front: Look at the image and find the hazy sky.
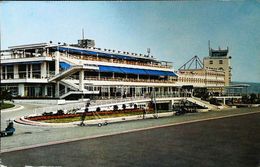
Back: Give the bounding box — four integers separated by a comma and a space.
1, 1, 260, 82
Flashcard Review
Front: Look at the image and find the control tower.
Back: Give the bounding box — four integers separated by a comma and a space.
203, 44, 232, 86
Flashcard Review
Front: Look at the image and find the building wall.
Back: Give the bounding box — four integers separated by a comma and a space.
177, 69, 225, 92
203, 57, 231, 86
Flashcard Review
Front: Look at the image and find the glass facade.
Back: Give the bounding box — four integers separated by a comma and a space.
24, 85, 43, 97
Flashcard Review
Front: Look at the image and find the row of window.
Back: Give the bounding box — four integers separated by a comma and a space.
209, 60, 223, 65
179, 77, 225, 84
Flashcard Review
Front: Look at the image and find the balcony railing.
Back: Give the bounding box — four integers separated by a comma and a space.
60, 53, 172, 69
84, 77, 176, 84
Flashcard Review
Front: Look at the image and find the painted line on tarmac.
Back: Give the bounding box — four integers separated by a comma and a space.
1, 110, 260, 153
1, 105, 24, 113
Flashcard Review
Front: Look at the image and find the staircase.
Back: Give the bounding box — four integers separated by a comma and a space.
186, 97, 218, 110
48, 65, 84, 82
60, 80, 80, 91
49, 56, 99, 82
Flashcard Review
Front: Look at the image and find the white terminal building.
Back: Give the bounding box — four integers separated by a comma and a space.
0, 39, 230, 100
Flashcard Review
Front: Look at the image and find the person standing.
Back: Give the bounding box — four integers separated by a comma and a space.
80, 104, 89, 126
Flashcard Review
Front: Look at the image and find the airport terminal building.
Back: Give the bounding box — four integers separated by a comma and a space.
0, 39, 230, 99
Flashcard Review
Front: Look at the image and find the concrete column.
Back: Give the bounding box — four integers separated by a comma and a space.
64, 85, 68, 94
79, 70, 84, 91
5, 66, 7, 79
13, 65, 18, 79
121, 86, 123, 99
26, 64, 28, 79
108, 86, 110, 99
169, 99, 174, 110
43, 50, 47, 57
18, 84, 24, 96
30, 64, 32, 78
55, 81, 60, 98
55, 51, 60, 75
44, 85, 48, 96
41, 62, 47, 78
46, 62, 49, 77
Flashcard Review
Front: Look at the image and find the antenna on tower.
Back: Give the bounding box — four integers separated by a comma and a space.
208, 40, 211, 56
82, 28, 85, 40
208, 40, 211, 51
147, 48, 151, 56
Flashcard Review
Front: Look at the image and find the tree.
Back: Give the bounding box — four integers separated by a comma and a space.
0, 89, 13, 104
242, 95, 249, 104
250, 93, 257, 104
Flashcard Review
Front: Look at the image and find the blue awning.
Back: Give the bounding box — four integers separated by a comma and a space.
99, 65, 124, 73
99, 65, 177, 77
120, 67, 147, 75
166, 71, 178, 77
60, 62, 71, 70
146, 69, 178, 77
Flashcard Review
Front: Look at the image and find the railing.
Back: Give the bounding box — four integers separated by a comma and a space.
84, 77, 176, 84
90, 96, 150, 107
62, 53, 172, 69
33, 102, 87, 115
90, 93, 184, 107
0, 54, 46, 60
1, 71, 56, 80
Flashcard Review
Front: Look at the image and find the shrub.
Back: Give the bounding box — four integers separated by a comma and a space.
96, 107, 101, 112
56, 110, 64, 115
113, 105, 118, 111
122, 104, 126, 110
134, 104, 138, 109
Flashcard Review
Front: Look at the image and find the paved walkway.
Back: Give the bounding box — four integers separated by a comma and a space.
1, 104, 24, 113
1, 104, 259, 152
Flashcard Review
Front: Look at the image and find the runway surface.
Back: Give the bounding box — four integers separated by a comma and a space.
1, 112, 259, 167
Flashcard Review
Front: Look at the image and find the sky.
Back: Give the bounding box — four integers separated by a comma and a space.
0, 1, 260, 82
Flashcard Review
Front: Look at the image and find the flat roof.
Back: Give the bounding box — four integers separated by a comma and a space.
8, 43, 49, 50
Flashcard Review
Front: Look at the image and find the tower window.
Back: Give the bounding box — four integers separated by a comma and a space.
210, 60, 213, 64
219, 60, 223, 64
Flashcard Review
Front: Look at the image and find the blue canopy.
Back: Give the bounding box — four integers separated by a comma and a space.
99, 65, 177, 77
99, 65, 124, 73
60, 62, 71, 70
120, 67, 147, 75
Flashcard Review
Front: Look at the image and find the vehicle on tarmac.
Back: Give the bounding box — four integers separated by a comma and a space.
0, 120, 15, 137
